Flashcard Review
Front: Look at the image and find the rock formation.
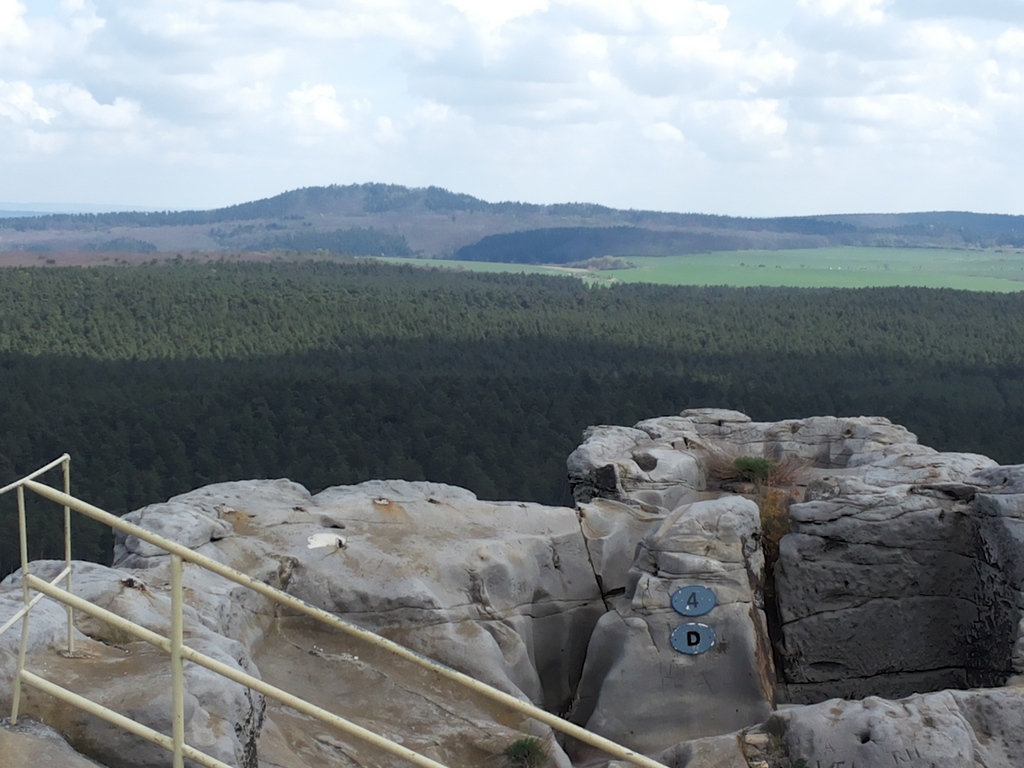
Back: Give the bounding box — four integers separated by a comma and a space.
1, 408, 1023, 768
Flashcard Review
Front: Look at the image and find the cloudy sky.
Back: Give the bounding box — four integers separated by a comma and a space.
1, 0, 1022, 215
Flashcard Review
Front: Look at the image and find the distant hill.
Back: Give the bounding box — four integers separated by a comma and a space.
1, 183, 1021, 261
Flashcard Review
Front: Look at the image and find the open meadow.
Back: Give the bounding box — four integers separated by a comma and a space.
389, 247, 1024, 291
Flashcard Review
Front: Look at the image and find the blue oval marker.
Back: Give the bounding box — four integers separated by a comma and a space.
671, 585, 717, 617
670, 623, 716, 655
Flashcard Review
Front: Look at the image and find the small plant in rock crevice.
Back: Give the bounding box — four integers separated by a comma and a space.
733, 455, 775, 484
702, 447, 809, 491
759, 487, 792, 586
700, 448, 806, 581
502, 736, 547, 768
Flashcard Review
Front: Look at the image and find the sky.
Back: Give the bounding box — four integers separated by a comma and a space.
1, 0, 1022, 216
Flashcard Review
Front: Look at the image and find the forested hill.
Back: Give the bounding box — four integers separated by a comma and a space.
1, 183, 1021, 258
2, 260, 1024, 578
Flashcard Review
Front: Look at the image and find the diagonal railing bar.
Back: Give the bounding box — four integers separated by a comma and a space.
0, 566, 70, 639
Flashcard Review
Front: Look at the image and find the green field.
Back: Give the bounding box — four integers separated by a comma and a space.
386, 247, 1024, 291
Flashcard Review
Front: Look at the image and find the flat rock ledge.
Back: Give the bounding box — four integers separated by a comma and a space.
1, 408, 1023, 768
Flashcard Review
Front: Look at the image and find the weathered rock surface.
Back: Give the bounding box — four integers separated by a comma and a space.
0, 717, 107, 767
3, 479, 602, 767
0, 561, 265, 768
775, 455, 1023, 703
2, 408, 1024, 768
769, 684, 1024, 768
571, 496, 774, 758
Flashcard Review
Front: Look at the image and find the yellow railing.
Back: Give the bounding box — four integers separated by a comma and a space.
0, 457, 669, 768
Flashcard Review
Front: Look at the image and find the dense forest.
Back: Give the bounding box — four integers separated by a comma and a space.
2, 259, 1023, 577
453, 226, 825, 263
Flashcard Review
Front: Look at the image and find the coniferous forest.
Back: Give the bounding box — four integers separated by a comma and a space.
2, 258, 1024, 577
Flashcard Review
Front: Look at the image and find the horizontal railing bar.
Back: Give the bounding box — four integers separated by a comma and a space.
26, 573, 169, 647
19, 669, 234, 768
22, 479, 668, 768
0, 455, 69, 497
25, 574, 451, 768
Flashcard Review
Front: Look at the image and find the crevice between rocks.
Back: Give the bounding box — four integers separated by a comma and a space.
574, 508, 611, 613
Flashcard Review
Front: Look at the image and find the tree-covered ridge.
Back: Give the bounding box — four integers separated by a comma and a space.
453, 226, 833, 263
2, 261, 1023, 576
1, 183, 1022, 255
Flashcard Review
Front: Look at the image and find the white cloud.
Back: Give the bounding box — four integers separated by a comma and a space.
411, 101, 452, 125
557, 0, 731, 36
43, 84, 142, 129
905, 22, 977, 54
24, 128, 67, 153
0, 80, 57, 123
995, 27, 1024, 55
444, 0, 548, 35
0, 0, 29, 46
822, 93, 984, 136
373, 115, 402, 144
0, 0, 1022, 215
798, 0, 889, 25
288, 84, 350, 132
642, 121, 685, 142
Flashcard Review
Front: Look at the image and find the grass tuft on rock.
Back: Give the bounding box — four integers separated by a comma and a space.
503, 736, 547, 768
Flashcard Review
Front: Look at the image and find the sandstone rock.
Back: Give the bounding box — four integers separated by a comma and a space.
970, 463, 1024, 494
570, 497, 773, 758
776, 462, 1024, 702
567, 425, 653, 502
567, 425, 701, 509
0, 590, 76, 740
113, 500, 234, 560
577, 497, 664, 595
275, 479, 605, 715
0, 718, 107, 768
776, 686, 1024, 768
653, 732, 751, 768
110, 478, 600, 767
590, 732, 749, 768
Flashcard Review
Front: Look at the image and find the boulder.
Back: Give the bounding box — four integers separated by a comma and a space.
114, 478, 602, 767
567, 425, 701, 509
776, 460, 1024, 702
570, 497, 774, 758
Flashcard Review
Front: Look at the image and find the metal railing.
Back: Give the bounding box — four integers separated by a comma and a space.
0, 457, 668, 768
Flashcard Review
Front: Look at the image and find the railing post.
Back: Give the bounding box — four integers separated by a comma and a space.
63, 456, 74, 655
171, 554, 185, 768
11, 485, 30, 724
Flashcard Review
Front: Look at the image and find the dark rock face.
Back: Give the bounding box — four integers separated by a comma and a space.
776, 469, 1024, 703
